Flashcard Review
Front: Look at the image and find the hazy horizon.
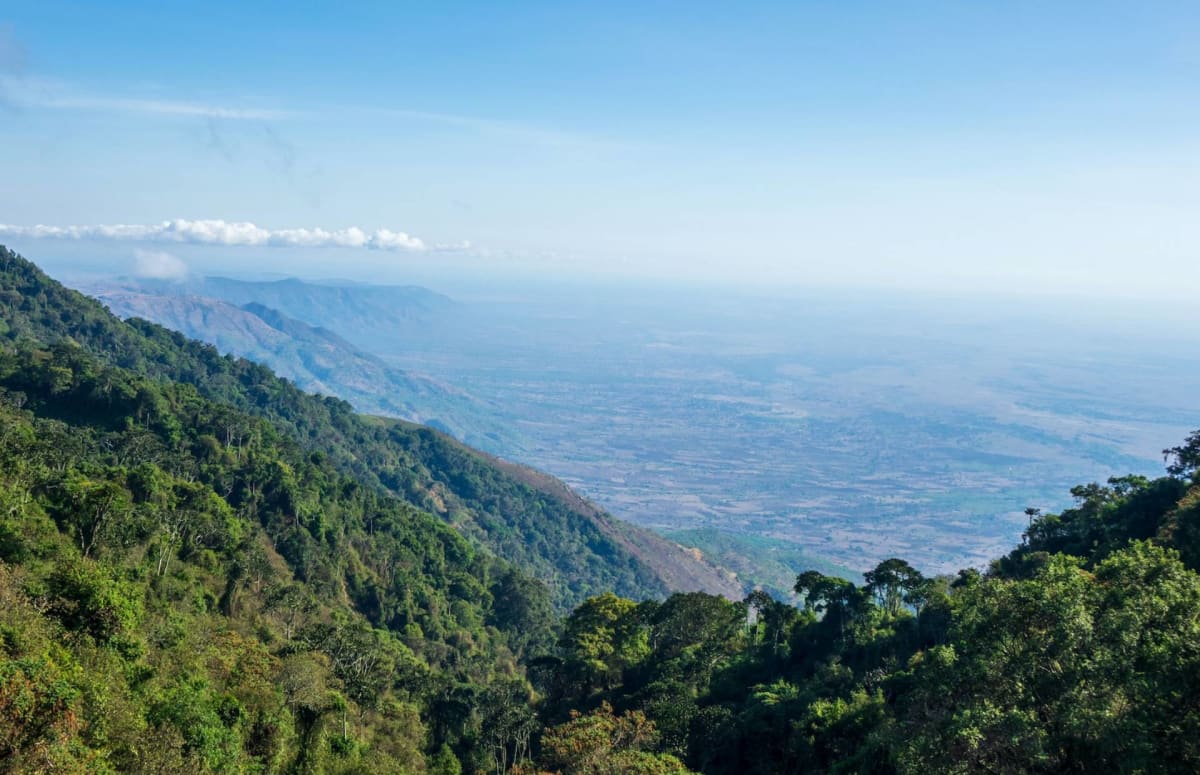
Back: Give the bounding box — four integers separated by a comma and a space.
3, 2, 1199, 300
21, 242, 1200, 342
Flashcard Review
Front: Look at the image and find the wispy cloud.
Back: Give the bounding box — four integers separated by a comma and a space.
0, 219, 457, 252
38, 94, 292, 120
0, 74, 291, 120
367, 107, 629, 151
1, 71, 621, 149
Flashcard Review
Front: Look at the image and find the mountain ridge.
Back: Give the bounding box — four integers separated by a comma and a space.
4, 246, 741, 607
85, 287, 519, 451
101, 274, 454, 349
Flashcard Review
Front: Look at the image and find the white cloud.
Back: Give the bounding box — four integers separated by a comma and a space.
132, 249, 189, 280
371, 228, 426, 250
0, 219, 440, 251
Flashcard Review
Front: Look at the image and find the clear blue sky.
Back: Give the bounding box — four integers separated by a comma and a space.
1, 1, 1198, 297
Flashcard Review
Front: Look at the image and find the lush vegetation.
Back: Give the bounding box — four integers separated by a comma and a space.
3, 244, 1199, 772
0, 246, 670, 610
0, 334, 571, 772
532, 435, 1200, 773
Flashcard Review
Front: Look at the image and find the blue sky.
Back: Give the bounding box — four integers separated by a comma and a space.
1, 1, 1198, 297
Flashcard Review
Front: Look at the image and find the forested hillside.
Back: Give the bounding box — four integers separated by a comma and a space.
3, 244, 1200, 773
0, 324, 552, 772
0, 247, 736, 608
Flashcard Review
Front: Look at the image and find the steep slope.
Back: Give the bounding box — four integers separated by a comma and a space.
82, 278, 744, 601
392, 424, 744, 601
87, 288, 519, 452
0, 316, 551, 772
0, 246, 735, 608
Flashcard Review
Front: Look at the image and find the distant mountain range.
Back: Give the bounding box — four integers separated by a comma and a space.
122, 275, 454, 342
86, 286, 518, 453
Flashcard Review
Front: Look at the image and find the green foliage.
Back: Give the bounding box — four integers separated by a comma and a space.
5, 245, 1200, 773
536, 450, 1200, 774
0, 245, 667, 610
896, 543, 1200, 773
1165, 431, 1200, 480
0, 246, 564, 771
863, 558, 926, 616
559, 593, 649, 696
44, 557, 144, 651
0, 657, 89, 773
490, 567, 557, 659
539, 702, 695, 774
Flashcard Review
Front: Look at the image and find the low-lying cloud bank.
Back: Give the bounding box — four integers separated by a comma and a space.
0, 219, 452, 251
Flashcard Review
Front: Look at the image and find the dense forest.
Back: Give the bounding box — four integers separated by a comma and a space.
0, 246, 698, 611
2, 245, 1199, 773
532, 436, 1200, 773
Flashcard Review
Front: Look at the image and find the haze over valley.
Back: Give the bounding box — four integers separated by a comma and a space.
78, 270, 1200, 582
